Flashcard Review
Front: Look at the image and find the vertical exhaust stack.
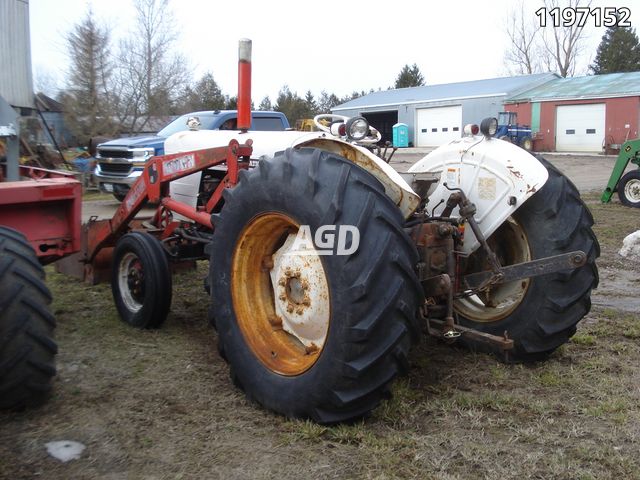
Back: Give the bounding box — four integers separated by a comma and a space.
237, 39, 252, 133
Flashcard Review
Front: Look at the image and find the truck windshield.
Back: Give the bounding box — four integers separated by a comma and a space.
157, 113, 221, 137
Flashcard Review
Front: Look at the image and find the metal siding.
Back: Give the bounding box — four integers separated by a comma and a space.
459, 96, 504, 126
0, 0, 34, 108
508, 72, 640, 103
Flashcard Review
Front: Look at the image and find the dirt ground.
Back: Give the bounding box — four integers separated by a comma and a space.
2, 155, 640, 479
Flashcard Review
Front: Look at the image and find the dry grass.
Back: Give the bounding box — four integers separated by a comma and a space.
1, 197, 640, 479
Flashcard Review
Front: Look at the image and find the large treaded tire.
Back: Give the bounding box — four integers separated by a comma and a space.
457, 156, 600, 362
111, 232, 172, 329
0, 226, 57, 409
209, 147, 421, 423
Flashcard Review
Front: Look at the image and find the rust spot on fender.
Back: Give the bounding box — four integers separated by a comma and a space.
506, 165, 523, 180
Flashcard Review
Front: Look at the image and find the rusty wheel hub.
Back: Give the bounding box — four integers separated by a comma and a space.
118, 252, 145, 312
231, 213, 331, 375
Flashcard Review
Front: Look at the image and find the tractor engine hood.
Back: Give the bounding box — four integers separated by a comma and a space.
164, 130, 421, 218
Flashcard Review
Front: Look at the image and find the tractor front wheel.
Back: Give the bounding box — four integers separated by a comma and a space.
618, 170, 640, 208
209, 148, 421, 423
0, 226, 57, 409
111, 232, 172, 328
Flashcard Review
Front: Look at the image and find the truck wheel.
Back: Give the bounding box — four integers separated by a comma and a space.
520, 136, 533, 151
111, 232, 172, 328
618, 170, 640, 208
0, 226, 57, 409
455, 156, 599, 362
209, 148, 421, 423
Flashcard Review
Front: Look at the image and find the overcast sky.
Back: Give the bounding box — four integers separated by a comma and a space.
29, 0, 639, 102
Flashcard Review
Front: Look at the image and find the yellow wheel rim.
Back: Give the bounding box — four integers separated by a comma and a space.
231, 213, 331, 375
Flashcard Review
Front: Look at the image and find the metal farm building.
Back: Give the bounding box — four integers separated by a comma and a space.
504, 72, 640, 153
332, 73, 557, 147
0, 0, 35, 110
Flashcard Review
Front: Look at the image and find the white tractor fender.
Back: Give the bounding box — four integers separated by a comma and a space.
165, 130, 420, 219
292, 137, 420, 218
408, 135, 549, 255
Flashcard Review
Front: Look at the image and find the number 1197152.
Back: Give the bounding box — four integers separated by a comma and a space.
535, 7, 631, 27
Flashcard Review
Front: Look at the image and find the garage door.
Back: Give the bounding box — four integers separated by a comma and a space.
416, 106, 462, 146
556, 104, 605, 152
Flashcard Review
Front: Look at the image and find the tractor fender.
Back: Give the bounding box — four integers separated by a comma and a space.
293, 137, 420, 218
408, 135, 549, 255
165, 130, 420, 219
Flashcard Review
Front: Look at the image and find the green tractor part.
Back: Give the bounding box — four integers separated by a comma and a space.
601, 138, 640, 207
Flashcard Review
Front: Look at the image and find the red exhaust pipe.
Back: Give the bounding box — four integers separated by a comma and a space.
237, 39, 252, 133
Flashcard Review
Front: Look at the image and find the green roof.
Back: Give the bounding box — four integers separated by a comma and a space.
507, 71, 640, 102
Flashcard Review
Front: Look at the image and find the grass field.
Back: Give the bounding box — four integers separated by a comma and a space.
1, 194, 639, 479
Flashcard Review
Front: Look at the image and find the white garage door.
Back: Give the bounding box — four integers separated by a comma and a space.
416, 106, 462, 146
556, 104, 605, 152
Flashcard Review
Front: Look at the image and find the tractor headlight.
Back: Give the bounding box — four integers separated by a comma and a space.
345, 117, 370, 142
480, 117, 498, 137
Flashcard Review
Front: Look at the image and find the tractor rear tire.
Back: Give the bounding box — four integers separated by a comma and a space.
111, 232, 172, 328
209, 148, 421, 423
455, 156, 599, 362
618, 170, 640, 208
0, 226, 57, 409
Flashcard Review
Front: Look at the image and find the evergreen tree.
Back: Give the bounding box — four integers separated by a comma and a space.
316, 90, 340, 114
304, 90, 318, 116
62, 9, 115, 144
273, 86, 313, 124
394, 64, 425, 88
180, 72, 225, 112
590, 26, 640, 74
258, 96, 272, 111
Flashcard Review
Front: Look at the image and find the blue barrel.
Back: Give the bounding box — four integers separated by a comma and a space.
392, 123, 409, 148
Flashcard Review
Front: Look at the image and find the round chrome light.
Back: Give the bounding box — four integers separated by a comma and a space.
345, 117, 370, 141
480, 117, 498, 137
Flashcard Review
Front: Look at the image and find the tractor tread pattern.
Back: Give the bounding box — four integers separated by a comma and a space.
0, 226, 57, 409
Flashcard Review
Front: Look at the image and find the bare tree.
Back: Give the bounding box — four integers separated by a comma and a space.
114, 0, 190, 133
504, 0, 590, 77
61, 9, 115, 144
504, 1, 542, 74
540, 0, 591, 77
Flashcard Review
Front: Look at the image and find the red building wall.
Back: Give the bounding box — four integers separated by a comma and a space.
505, 96, 640, 151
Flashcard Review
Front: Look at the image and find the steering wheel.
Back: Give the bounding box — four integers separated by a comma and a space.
313, 114, 350, 133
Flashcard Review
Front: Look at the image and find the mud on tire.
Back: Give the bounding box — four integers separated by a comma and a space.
0, 226, 57, 409
456, 156, 600, 362
209, 148, 422, 423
